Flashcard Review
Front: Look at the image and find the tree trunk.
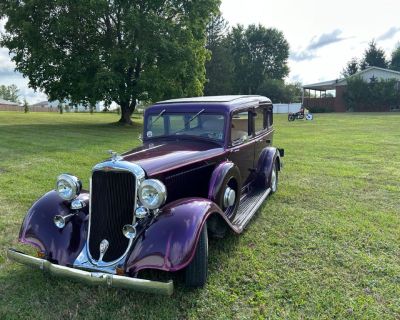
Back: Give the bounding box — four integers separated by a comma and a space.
118, 102, 134, 125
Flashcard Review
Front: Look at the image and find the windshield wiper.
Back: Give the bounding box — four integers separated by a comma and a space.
171, 109, 205, 135
148, 109, 166, 129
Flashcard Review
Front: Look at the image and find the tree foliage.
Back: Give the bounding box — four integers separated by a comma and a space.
344, 77, 400, 111
360, 40, 388, 70
204, 14, 234, 95
229, 24, 289, 94
390, 45, 400, 72
257, 79, 302, 103
342, 58, 359, 77
23, 99, 29, 113
0, 84, 19, 102
0, 0, 219, 124
204, 22, 292, 100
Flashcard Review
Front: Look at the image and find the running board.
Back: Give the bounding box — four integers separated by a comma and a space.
232, 188, 271, 232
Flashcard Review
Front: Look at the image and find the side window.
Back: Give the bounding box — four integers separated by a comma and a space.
254, 107, 266, 133
266, 105, 273, 127
231, 111, 250, 144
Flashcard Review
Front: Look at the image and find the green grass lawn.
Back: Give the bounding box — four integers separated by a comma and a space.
0, 111, 399, 319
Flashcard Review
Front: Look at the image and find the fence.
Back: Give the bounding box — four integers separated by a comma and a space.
273, 103, 302, 114
0, 105, 59, 112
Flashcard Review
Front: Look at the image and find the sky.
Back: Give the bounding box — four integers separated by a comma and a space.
0, 0, 400, 103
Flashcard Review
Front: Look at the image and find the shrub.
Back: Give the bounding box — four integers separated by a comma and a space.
23, 100, 29, 113
307, 106, 334, 113
344, 77, 400, 111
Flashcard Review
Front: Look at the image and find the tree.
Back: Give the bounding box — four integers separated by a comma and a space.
257, 79, 302, 103
23, 99, 29, 113
360, 40, 388, 70
342, 58, 359, 77
228, 24, 289, 94
204, 14, 234, 95
206, 14, 228, 49
0, 84, 19, 102
390, 44, 400, 72
0, 0, 219, 125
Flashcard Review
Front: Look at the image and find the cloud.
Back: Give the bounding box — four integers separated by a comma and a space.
307, 29, 346, 50
289, 29, 350, 63
0, 67, 48, 104
0, 18, 5, 33
377, 27, 400, 41
290, 50, 317, 62
0, 47, 15, 72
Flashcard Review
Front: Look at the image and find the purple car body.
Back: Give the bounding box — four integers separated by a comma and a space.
9, 95, 284, 295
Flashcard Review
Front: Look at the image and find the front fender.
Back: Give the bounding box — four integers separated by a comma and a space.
208, 161, 238, 203
19, 190, 89, 266
125, 198, 227, 274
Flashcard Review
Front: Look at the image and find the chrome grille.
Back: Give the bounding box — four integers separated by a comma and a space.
88, 170, 136, 262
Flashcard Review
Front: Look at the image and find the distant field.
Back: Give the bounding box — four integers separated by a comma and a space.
0, 111, 399, 319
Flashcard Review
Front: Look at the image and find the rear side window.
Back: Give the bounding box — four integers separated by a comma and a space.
254, 107, 266, 133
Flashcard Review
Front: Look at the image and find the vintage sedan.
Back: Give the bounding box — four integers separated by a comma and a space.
8, 95, 284, 295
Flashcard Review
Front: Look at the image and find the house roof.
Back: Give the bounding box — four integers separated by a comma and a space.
302, 79, 341, 91
31, 101, 49, 107
303, 67, 400, 91
0, 98, 19, 106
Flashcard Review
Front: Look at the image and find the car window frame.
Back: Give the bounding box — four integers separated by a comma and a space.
230, 108, 254, 147
144, 111, 227, 144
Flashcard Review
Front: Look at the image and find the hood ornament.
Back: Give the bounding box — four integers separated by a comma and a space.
108, 150, 122, 162
98, 239, 109, 262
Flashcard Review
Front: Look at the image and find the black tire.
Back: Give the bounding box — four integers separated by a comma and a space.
269, 159, 279, 193
288, 114, 295, 121
215, 166, 241, 221
184, 222, 208, 287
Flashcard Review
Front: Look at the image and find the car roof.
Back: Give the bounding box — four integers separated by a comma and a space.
148, 95, 272, 113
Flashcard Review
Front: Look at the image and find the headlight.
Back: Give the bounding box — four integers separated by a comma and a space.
56, 174, 82, 200
138, 179, 167, 209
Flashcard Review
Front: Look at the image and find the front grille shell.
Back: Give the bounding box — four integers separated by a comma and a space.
86, 161, 145, 266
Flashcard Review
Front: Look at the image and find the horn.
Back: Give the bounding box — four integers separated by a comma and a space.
53, 213, 76, 229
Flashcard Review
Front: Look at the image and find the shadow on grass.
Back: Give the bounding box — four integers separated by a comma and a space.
1, 230, 243, 319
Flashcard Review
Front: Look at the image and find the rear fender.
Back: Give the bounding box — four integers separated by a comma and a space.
125, 198, 229, 274
19, 190, 89, 266
256, 147, 281, 187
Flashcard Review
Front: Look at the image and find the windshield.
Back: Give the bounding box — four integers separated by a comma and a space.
145, 112, 226, 142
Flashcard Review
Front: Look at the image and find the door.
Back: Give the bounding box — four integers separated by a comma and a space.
228, 110, 255, 188
253, 104, 274, 167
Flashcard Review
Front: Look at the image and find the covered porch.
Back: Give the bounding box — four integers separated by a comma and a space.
302, 79, 346, 112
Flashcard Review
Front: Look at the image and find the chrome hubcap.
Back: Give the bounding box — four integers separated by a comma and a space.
223, 187, 236, 208
271, 168, 277, 192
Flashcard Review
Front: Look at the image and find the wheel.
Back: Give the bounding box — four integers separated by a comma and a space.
288, 114, 295, 121
184, 222, 208, 287
269, 160, 279, 193
215, 166, 241, 221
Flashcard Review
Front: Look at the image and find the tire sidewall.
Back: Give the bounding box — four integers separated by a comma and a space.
270, 159, 278, 193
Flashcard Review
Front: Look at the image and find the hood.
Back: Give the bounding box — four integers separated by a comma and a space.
121, 139, 225, 176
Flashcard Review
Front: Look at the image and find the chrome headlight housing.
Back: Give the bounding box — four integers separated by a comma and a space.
138, 179, 167, 210
56, 174, 82, 200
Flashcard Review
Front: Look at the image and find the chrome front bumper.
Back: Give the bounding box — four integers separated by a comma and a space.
7, 249, 173, 296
